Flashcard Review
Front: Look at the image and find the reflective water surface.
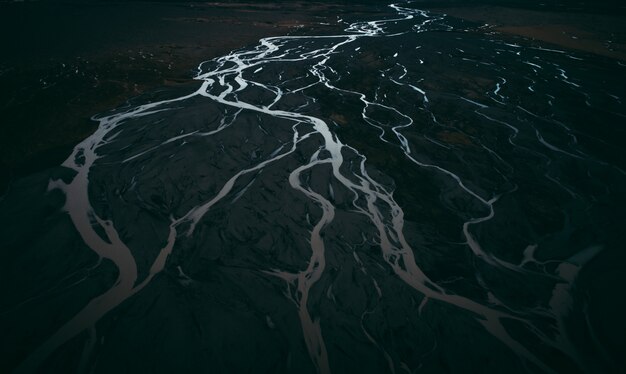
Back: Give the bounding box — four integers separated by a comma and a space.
1, 2, 625, 373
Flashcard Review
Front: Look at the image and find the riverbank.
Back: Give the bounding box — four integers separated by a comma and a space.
0, 1, 353, 193
2, 1, 625, 194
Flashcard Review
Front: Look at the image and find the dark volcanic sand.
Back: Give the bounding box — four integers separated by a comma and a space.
2, 2, 624, 192
0, 1, 354, 192
1, 2, 625, 374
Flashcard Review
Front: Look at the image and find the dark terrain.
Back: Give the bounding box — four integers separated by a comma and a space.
1, 1, 625, 373
0, 1, 354, 192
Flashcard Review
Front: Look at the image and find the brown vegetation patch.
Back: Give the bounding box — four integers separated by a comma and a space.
433, 6, 626, 61
330, 113, 349, 125
436, 130, 473, 146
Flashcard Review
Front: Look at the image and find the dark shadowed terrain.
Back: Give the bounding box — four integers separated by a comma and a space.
0, 1, 358, 191
1, 1, 625, 373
